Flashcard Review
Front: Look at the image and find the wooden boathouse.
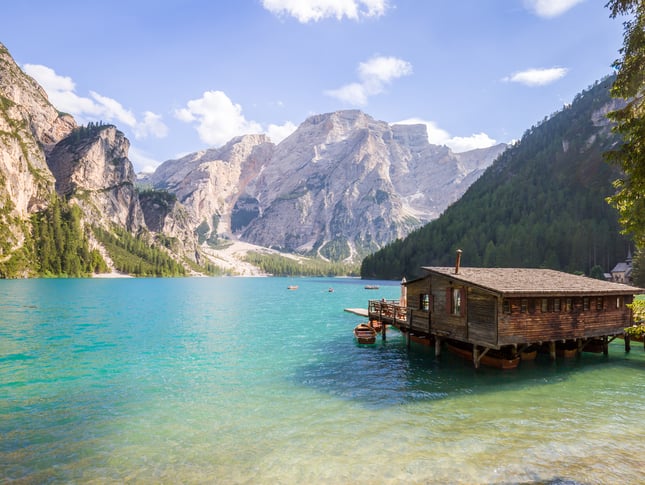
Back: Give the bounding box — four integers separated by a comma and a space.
368, 255, 643, 368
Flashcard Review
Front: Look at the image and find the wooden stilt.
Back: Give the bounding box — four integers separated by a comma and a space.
549, 341, 556, 360
435, 337, 442, 357
473, 346, 480, 369
603, 335, 609, 356
382, 319, 387, 341
625, 334, 631, 353
577, 338, 583, 353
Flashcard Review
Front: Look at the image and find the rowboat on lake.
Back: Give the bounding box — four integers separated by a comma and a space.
354, 323, 377, 344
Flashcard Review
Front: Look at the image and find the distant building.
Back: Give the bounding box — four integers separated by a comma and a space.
610, 249, 633, 284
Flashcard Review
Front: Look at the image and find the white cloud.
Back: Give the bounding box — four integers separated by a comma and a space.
266, 121, 298, 143
261, 0, 388, 22
89, 91, 137, 127
445, 132, 498, 153
503, 67, 568, 86
176, 91, 298, 146
325, 82, 369, 105
395, 118, 498, 153
174, 90, 263, 146
524, 0, 584, 18
128, 146, 163, 174
23, 63, 167, 139
326, 55, 412, 106
133, 111, 169, 139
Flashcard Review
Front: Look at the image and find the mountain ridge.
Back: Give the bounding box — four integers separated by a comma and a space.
148, 109, 506, 261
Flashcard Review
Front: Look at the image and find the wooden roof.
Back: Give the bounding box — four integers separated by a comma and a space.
419, 266, 643, 297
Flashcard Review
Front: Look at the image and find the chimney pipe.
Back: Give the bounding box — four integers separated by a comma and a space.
455, 249, 462, 274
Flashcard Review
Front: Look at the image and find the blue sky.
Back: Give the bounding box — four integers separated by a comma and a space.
2, 0, 626, 172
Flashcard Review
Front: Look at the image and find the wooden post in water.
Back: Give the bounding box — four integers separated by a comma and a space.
382, 316, 387, 341
473, 345, 480, 369
625, 334, 631, 353
603, 335, 609, 356
549, 341, 556, 360
435, 337, 442, 357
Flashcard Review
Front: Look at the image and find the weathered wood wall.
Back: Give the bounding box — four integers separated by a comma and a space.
497, 295, 633, 345
405, 279, 431, 333
467, 289, 497, 346
430, 277, 467, 340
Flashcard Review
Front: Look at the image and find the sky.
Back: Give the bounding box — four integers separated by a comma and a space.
1, 0, 627, 173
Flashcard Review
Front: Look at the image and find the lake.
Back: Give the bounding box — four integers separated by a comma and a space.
1, 277, 644, 484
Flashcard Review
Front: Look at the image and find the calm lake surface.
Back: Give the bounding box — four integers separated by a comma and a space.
1, 277, 644, 484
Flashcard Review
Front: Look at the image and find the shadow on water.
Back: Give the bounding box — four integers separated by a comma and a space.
292, 327, 644, 409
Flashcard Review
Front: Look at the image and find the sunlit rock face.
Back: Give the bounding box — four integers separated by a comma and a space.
151, 110, 505, 260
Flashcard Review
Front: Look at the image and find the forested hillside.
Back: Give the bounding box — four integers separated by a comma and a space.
361, 77, 631, 280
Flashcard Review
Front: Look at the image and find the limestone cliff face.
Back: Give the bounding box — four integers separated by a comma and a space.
151, 110, 506, 261
0, 44, 75, 218
47, 125, 146, 231
0, 42, 200, 274
139, 190, 197, 258
0, 43, 76, 267
149, 134, 274, 238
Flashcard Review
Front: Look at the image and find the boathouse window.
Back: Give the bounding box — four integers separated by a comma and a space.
596, 297, 603, 311
503, 299, 510, 314
420, 293, 430, 311
554, 298, 561, 312
583, 297, 590, 311
520, 299, 528, 313
616, 296, 623, 309
448, 287, 464, 316
564, 298, 572, 312
541, 298, 548, 313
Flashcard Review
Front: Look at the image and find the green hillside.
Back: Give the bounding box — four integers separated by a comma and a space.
361, 77, 631, 280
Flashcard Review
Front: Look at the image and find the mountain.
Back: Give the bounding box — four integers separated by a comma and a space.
149, 110, 506, 261
360, 77, 630, 280
0, 41, 503, 277
0, 43, 200, 277
0, 43, 74, 264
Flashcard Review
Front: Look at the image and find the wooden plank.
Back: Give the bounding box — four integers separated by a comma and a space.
345, 308, 368, 317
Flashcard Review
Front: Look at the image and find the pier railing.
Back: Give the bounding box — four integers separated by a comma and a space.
368, 299, 408, 327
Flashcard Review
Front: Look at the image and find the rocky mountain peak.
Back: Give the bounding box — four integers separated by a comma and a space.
151, 109, 506, 261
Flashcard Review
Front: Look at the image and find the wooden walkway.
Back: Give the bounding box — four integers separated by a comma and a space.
344, 308, 368, 317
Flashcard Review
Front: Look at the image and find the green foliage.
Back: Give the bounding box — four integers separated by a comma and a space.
625, 295, 645, 338
66, 121, 113, 144
137, 188, 177, 207
93, 225, 186, 277
361, 78, 631, 280
319, 238, 351, 261
605, 0, 645, 259
30, 197, 107, 277
244, 252, 359, 277
632, 247, 644, 287
590, 265, 605, 280
183, 257, 225, 276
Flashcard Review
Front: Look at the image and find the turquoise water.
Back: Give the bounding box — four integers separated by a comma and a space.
1, 277, 644, 484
